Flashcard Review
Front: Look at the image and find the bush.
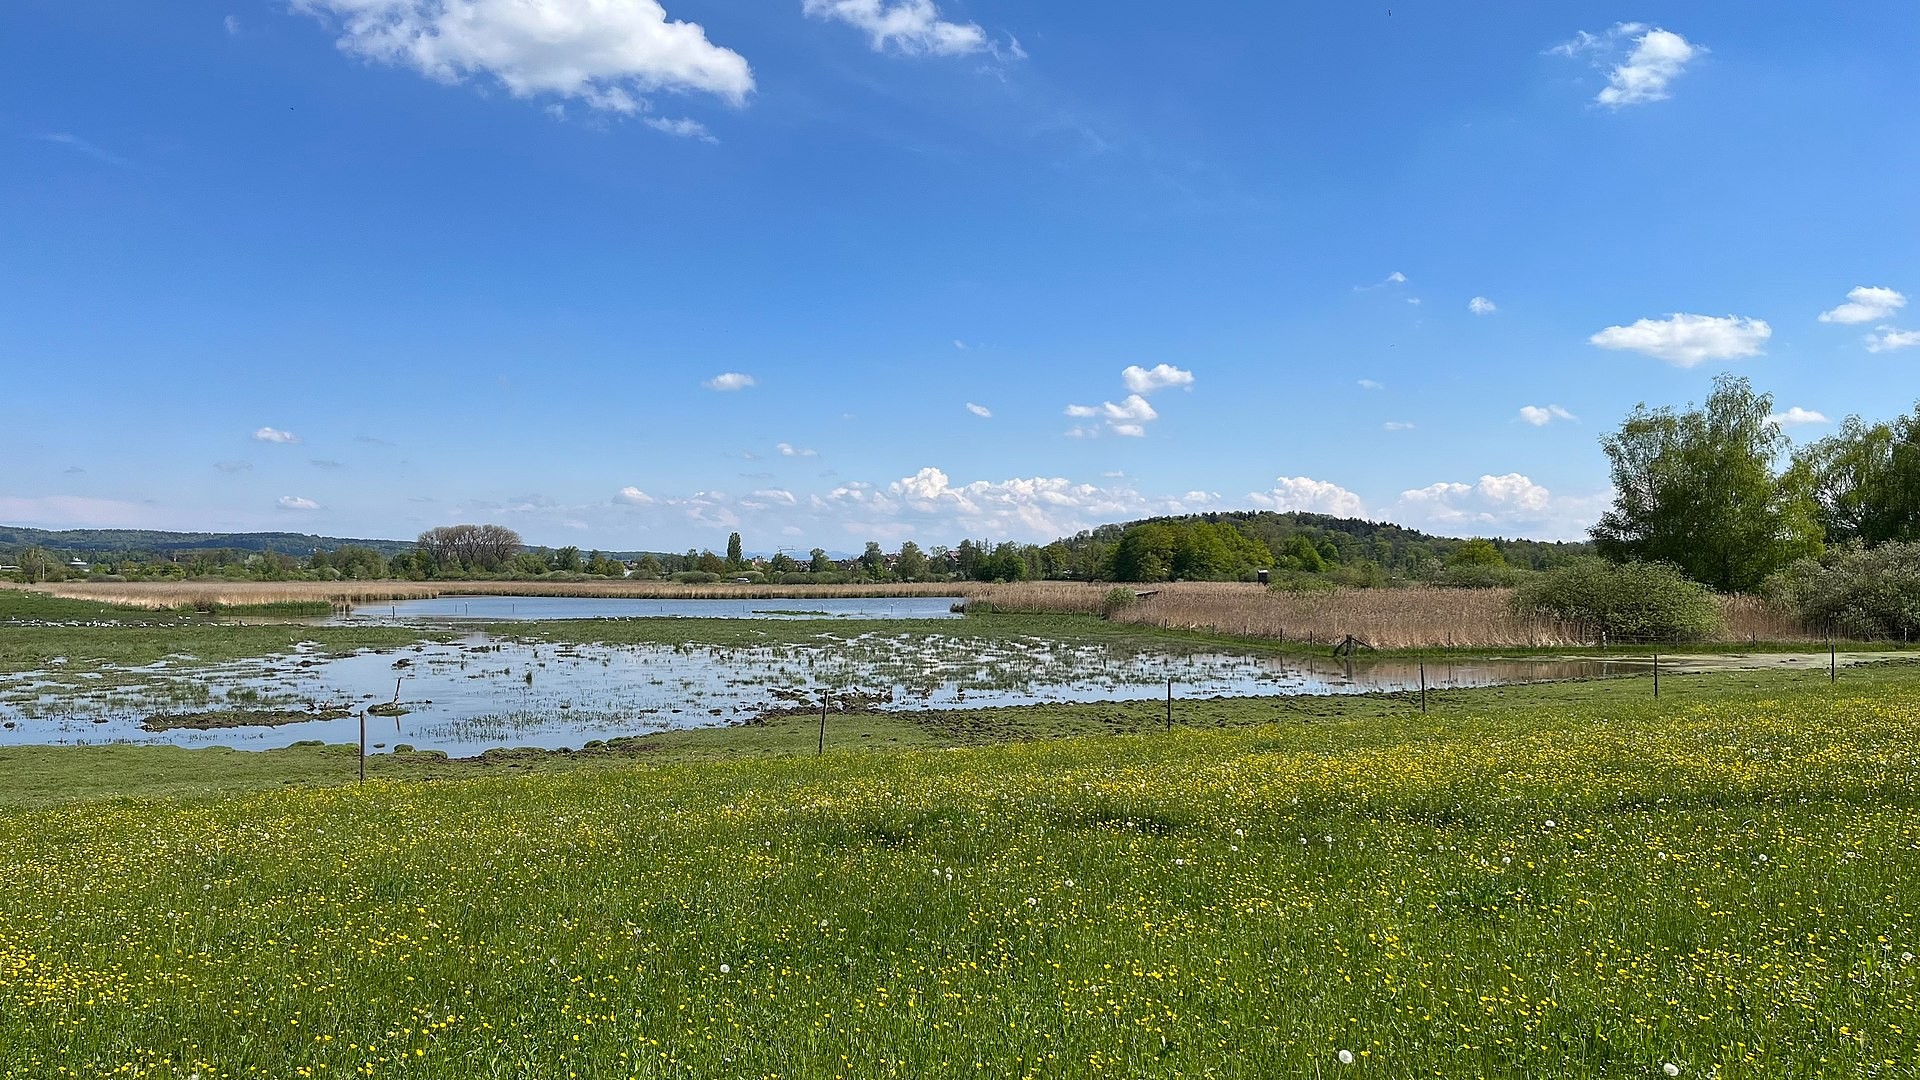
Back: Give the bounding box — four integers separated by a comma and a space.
1511, 558, 1723, 643
672, 571, 720, 584
1765, 542, 1920, 640
1100, 587, 1139, 617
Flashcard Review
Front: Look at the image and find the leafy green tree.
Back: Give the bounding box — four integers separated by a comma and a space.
634, 554, 665, 579
809, 548, 832, 574
17, 547, 57, 583
859, 541, 887, 579
895, 541, 927, 582
1592, 375, 1822, 591
1107, 524, 1176, 582
725, 532, 745, 571
552, 546, 582, 573
1790, 405, 1920, 546
768, 552, 798, 575
1449, 538, 1504, 569
697, 550, 727, 575
1276, 533, 1326, 573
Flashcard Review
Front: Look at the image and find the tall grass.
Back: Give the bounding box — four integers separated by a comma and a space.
8, 578, 1819, 646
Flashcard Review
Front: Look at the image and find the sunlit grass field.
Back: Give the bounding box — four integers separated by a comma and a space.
2, 665, 1917, 1078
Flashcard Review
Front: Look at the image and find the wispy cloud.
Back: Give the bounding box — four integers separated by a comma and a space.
965, 402, 992, 418
778, 442, 818, 458
214, 461, 252, 474
1553, 23, 1704, 108
252, 426, 301, 444
32, 133, 130, 168
1518, 404, 1577, 426
801, 0, 993, 57
1468, 296, 1497, 316
1357, 379, 1384, 391
277, 495, 321, 511
1383, 421, 1416, 432
1865, 328, 1920, 354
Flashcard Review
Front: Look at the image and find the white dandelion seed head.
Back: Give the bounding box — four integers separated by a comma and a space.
1904, 952, 1915, 963
1025, 896, 1039, 906
1338, 1049, 1355, 1065
1663, 1064, 1681, 1077
718, 963, 730, 974
1544, 819, 1555, 829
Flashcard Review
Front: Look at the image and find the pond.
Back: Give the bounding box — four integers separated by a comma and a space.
336, 595, 967, 623
0, 628, 1654, 756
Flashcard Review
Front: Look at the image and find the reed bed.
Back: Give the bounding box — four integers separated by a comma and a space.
9, 578, 1817, 646
16, 579, 993, 610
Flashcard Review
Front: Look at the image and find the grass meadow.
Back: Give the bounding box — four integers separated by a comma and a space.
1, 661, 1916, 1078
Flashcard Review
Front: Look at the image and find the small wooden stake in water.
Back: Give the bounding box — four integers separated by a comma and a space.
818, 696, 827, 757
1419, 661, 1428, 714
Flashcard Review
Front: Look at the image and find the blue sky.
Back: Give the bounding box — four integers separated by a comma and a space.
3, 1, 1916, 552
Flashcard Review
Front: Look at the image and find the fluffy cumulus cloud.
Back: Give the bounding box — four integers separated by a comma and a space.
1819, 285, 1907, 325
1246, 477, 1367, 519
1065, 395, 1157, 438
614, 486, 655, 506
1866, 328, 1920, 353
1768, 407, 1829, 428
1121, 364, 1195, 394
293, 0, 754, 116
965, 402, 992, 418
798, 467, 1211, 541
1065, 365, 1196, 438
703, 371, 756, 391
801, 0, 988, 57
1554, 23, 1703, 108
1393, 474, 1605, 540
277, 495, 321, 511
252, 426, 300, 444
1589, 313, 1771, 367
1518, 404, 1577, 426
1468, 296, 1497, 315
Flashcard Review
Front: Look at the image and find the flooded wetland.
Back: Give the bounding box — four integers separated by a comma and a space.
0, 596, 1685, 755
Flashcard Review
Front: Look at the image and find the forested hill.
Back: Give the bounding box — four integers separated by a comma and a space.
0, 526, 419, 559
1051, 511, 1592, 576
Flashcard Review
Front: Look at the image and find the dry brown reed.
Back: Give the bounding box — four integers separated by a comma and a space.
11, 578, 1816, 646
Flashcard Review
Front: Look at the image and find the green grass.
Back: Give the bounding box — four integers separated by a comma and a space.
1, 664, 1917, 1077
0, 588, 193, 624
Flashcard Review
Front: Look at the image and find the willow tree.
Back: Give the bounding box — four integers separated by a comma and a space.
1591, 374, 1821, 592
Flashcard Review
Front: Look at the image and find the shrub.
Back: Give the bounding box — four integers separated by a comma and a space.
1511, 558, 1724, 643
1100, 587, 1139, 617
1765, 542, 1920, 640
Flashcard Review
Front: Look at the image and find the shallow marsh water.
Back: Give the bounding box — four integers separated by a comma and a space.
0, 625, 1659, 756
336, 595, 966, 623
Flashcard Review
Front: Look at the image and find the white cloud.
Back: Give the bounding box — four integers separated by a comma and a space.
643, 116, 716, 142
1357, 379, 1384, 391
1865, 328, 1920, 354
1767, 407, 1829, 428
1383, 421, 1415, 432
750, 488, 797, 506
1589, 313, 1771, 367
841, 467, 1210, 541
704, 372, 757, 391
1063, 394, 1157, 438
293, 0, 754, 116
1518, 404, 1577, 426
965, 402, 992, 418
1121, 363, 1195, 394
1385, 271, 1407, 284
1468, 296, 1497, 316
277, 496, 321, 511
778, 442, 818, 457
801, 0, 989, 57
252, 426, 301, 444
1555, 23, 1703, 108
614, 486, 655, 505
1246, 477, 1367, 519
1393, 473, 1605, 540
1821, 286, 1907, 325
34, 133, 130, 168
224, 14, 241, 35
